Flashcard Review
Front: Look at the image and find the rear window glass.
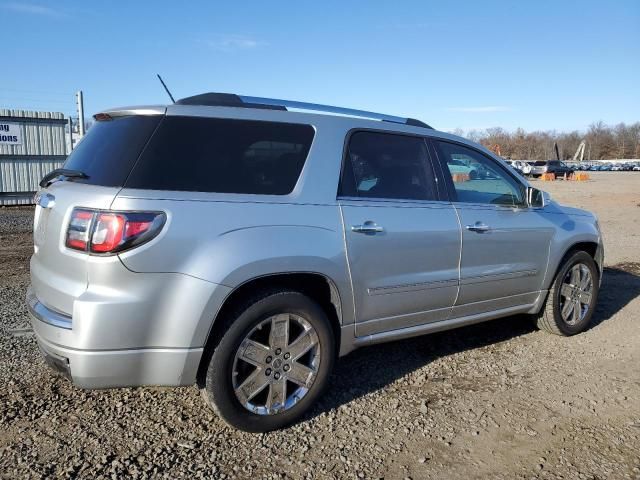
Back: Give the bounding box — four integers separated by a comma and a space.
63, 115, 161, 187
534, 161, 547, 166
125, 117, 315, 194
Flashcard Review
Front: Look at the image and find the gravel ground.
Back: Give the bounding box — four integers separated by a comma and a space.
1, 172, 639, 479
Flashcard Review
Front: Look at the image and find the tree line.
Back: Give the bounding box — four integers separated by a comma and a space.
450, 121, 640, 160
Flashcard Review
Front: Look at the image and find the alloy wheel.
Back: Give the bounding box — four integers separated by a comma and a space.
232, 313, 321, 415
559, 263, 593, 325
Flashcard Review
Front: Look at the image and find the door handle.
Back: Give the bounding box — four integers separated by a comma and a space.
465, 222, 491, 233
351, 221, 384, 234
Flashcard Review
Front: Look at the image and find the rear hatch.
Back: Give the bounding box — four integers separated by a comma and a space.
31, 110, 163, 314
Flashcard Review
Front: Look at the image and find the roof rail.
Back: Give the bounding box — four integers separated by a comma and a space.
175, 92, 433, 129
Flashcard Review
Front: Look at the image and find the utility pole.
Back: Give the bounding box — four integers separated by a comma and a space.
76, 90, 85, 137
67, 117, 73, 153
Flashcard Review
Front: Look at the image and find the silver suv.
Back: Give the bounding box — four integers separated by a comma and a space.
27, 93, 604, 432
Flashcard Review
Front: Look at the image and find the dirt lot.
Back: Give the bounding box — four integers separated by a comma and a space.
1, 172, 639, 479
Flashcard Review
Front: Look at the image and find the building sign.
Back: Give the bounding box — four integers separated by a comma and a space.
0, 123, 22, 145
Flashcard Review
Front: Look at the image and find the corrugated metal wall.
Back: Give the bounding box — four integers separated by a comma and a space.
0, 109, 67, 205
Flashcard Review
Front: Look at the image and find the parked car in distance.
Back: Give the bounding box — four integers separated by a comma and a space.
611, 164, 632, 171
530, 160, 575, 177
27, 93, 604, 432
510, 160, 533, 176
446, 159, 479, 178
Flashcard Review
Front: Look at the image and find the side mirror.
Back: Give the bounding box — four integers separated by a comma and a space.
527, 187, 549, 208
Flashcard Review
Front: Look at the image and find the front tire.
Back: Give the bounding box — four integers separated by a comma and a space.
201, 289, 335, 432
535, 251, 599, 336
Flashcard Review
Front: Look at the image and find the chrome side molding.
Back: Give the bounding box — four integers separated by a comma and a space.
26, 287, 72, 330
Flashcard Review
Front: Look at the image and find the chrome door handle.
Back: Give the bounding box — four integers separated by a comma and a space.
351, 221, 384, 234
465, 222, 491, 233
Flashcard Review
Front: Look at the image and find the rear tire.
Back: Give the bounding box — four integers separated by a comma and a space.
201, 289, 335, 432
535, 251, 599, 336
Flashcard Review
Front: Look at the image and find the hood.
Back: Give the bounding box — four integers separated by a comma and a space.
546, 201, 596, 219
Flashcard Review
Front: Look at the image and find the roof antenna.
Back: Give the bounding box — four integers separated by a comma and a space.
156, 74, 175, 103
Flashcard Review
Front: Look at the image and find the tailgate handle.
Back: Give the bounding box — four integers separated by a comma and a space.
35, 192, 55, 209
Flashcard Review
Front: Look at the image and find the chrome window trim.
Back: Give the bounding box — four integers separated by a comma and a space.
337, 196, 454, 208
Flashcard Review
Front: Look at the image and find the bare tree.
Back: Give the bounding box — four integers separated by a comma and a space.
449, 121, 640, 160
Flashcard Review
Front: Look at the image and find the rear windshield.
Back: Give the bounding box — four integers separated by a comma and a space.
125, 117, 315, 195
534, 161, 547, 166
63, 115, 161, 187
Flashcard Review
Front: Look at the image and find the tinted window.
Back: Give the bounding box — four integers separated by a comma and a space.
341, 131, 437, 201
126, 117, 314, 194
63, 115, 161, 187
435, 141, 525, 206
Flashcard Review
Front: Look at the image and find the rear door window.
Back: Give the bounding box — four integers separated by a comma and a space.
340, 131, 438, 201
125, 117, 314, 194
63, 115, 161, 187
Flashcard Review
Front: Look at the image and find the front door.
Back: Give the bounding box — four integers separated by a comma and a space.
431, 140, 554, 317
339, 131, 461, 337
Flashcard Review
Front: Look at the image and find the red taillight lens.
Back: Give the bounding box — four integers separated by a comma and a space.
65, 210, 94, 251
65, 208, 165, 255
91, 213, 126, 252
124, 220, 152, 238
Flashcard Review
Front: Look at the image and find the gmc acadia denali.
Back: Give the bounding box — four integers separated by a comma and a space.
27, 93, 603, 432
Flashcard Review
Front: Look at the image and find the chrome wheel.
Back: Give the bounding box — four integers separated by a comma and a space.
559, 263, 593, 325
232, 313, 321, 415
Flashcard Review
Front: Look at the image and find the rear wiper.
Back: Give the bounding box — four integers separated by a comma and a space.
39, 168, 88, 188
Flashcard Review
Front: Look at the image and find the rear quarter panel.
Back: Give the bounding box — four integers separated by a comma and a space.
111, 196, 354, 329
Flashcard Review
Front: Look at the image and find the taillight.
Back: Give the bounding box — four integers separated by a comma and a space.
66, 210, 94, 251
91, 213, 126, 253
66, 208, 165, 255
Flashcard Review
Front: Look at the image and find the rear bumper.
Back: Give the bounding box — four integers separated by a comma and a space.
33, 331, 202, 389
26, 282, 219, 388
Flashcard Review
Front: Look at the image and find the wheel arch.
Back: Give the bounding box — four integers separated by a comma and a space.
196, 271, 343, 388
540, 239, 601, 296
557, 241, 600, 274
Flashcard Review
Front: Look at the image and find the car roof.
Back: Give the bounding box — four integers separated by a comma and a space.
98, 96, 506, 163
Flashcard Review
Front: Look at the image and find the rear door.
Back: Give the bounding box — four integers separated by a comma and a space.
339, 131, 461, 337
430, 139, 554, 317
30, 113, 162, 314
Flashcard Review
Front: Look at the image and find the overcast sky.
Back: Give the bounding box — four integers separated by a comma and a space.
1, 0, 638, 132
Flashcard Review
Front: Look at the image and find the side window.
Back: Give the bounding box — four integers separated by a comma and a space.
435, 141, 525, 206
126, 117, 314, 194
341, 131, 438, 201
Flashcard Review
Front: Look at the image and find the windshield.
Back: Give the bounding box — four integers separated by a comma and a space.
63, 115, 161, 187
